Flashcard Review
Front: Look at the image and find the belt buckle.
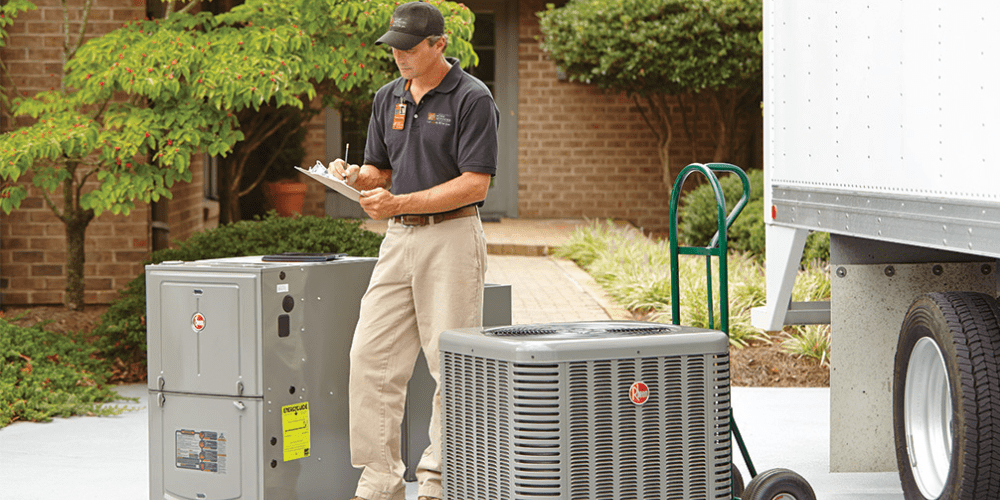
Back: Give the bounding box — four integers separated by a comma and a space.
398, 215, 427, 226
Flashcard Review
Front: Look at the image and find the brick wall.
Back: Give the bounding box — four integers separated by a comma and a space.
1, 0, 152, 306
517, 0, 759, 233
0, 169, 153, 306
0, 175, 151, 305
299, 99, 329, 217
166, 154, 214, 245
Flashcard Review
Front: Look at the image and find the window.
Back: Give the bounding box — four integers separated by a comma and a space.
465, 13, 496, 96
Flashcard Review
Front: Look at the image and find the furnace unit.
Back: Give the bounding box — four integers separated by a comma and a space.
147, 254, 511, 500
146, 255, 376, 500
440, 321, 733, 500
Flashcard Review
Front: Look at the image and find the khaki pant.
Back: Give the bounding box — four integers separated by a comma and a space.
350, 214, 486, 500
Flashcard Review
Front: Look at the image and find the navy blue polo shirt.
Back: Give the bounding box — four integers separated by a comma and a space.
364, 58, 499, 206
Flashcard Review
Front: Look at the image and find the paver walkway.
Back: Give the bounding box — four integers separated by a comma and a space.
486, 254, 632, 324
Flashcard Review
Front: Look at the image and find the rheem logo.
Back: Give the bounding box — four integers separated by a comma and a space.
191, 312, 206, 332
629, 381, 649, 405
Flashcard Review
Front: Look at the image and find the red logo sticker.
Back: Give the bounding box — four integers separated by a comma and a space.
192, 312, 206, 332
629, 381, 649, 405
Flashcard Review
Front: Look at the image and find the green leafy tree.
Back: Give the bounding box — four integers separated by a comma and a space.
0, 1, 35, 118
0, 0, 476, 310
538, 0, 762, 192
210, 0, 476, 222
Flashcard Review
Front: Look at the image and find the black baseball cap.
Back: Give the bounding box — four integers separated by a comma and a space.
375, 2, 445, 50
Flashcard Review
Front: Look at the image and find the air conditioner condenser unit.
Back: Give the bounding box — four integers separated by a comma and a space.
440, 321, 733, 500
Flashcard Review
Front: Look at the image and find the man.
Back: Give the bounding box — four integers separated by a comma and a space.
328, 2, 499, 499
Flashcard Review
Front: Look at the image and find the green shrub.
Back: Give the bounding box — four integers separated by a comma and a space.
1, 315, 126, 427
803, 232, 830, 263
146, 211, 383, 262
678, 169, 765, 256
92, 212, 384, 377
677, 168, 831, 264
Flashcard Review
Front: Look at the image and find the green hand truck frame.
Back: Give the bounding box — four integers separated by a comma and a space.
668, 163, 816, 500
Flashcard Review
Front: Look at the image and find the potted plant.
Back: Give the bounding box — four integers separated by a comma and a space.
264, 175, 307, 217
235, 104, 311, 219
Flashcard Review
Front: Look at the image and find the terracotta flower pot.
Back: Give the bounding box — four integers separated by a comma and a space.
265, 181, 307, 217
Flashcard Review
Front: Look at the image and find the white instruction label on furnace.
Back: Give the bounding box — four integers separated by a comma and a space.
175, 429, 227, 473
277, 284, 289, 293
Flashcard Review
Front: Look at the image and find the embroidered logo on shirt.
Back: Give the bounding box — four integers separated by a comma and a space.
426, 112, 452, 126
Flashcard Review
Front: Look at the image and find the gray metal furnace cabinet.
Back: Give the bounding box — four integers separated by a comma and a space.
147, 255, 376, 500
146, 255, 511, 500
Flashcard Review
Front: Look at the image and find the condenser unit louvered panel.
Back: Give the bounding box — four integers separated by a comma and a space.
441, 354, 512, 500
441, 321, 732, 500
511, 363, 563, 497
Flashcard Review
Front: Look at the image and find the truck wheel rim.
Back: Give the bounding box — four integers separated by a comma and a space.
904, 337, 952, 499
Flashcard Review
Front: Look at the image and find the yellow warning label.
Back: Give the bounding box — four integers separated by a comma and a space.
281, 402, 310, 461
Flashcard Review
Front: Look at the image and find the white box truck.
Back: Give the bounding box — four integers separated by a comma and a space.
755, 1, 1000, 499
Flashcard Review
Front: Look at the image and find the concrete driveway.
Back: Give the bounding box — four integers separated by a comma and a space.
0, 384, 904, 500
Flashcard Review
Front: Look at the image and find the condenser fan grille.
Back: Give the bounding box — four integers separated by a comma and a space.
486, 325, 560, 336
484, 322, 678, 337
604, 326, 673, 336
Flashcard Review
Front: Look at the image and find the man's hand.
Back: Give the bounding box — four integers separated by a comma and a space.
359, 188, 398, 220
327, 159, 360, 187
328, 160, 392, 192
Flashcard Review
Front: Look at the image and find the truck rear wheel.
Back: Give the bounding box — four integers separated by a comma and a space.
893, 292, 1000, 499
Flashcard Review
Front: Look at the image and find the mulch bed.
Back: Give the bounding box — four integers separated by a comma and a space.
730, 340, 830, 387
3, 304, 109, 336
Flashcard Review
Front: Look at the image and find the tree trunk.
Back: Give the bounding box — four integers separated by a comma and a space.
60, 172, 95, 311
64, 211, 92, 311
633, 94, 675, 197
709, 89, 735, 164
657, 135, 672, 197
217, 155, 240, 224
708, 87, 758, 165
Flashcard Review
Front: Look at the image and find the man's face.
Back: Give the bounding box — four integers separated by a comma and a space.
391, 38, 443, 80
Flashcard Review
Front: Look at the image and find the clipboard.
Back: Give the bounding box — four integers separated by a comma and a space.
295, 166, 361, 202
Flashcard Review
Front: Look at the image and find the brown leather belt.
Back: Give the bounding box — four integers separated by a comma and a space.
392, 206, 478, 227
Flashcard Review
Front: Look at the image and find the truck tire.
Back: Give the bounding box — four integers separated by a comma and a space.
893, 291, 1000, 500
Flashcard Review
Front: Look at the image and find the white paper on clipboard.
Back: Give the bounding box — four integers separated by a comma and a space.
295, 166, 361, 202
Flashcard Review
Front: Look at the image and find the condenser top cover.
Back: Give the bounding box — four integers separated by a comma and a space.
440, 321, 728, 363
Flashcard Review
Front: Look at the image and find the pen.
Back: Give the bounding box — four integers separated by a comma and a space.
343, 144, 350, 182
